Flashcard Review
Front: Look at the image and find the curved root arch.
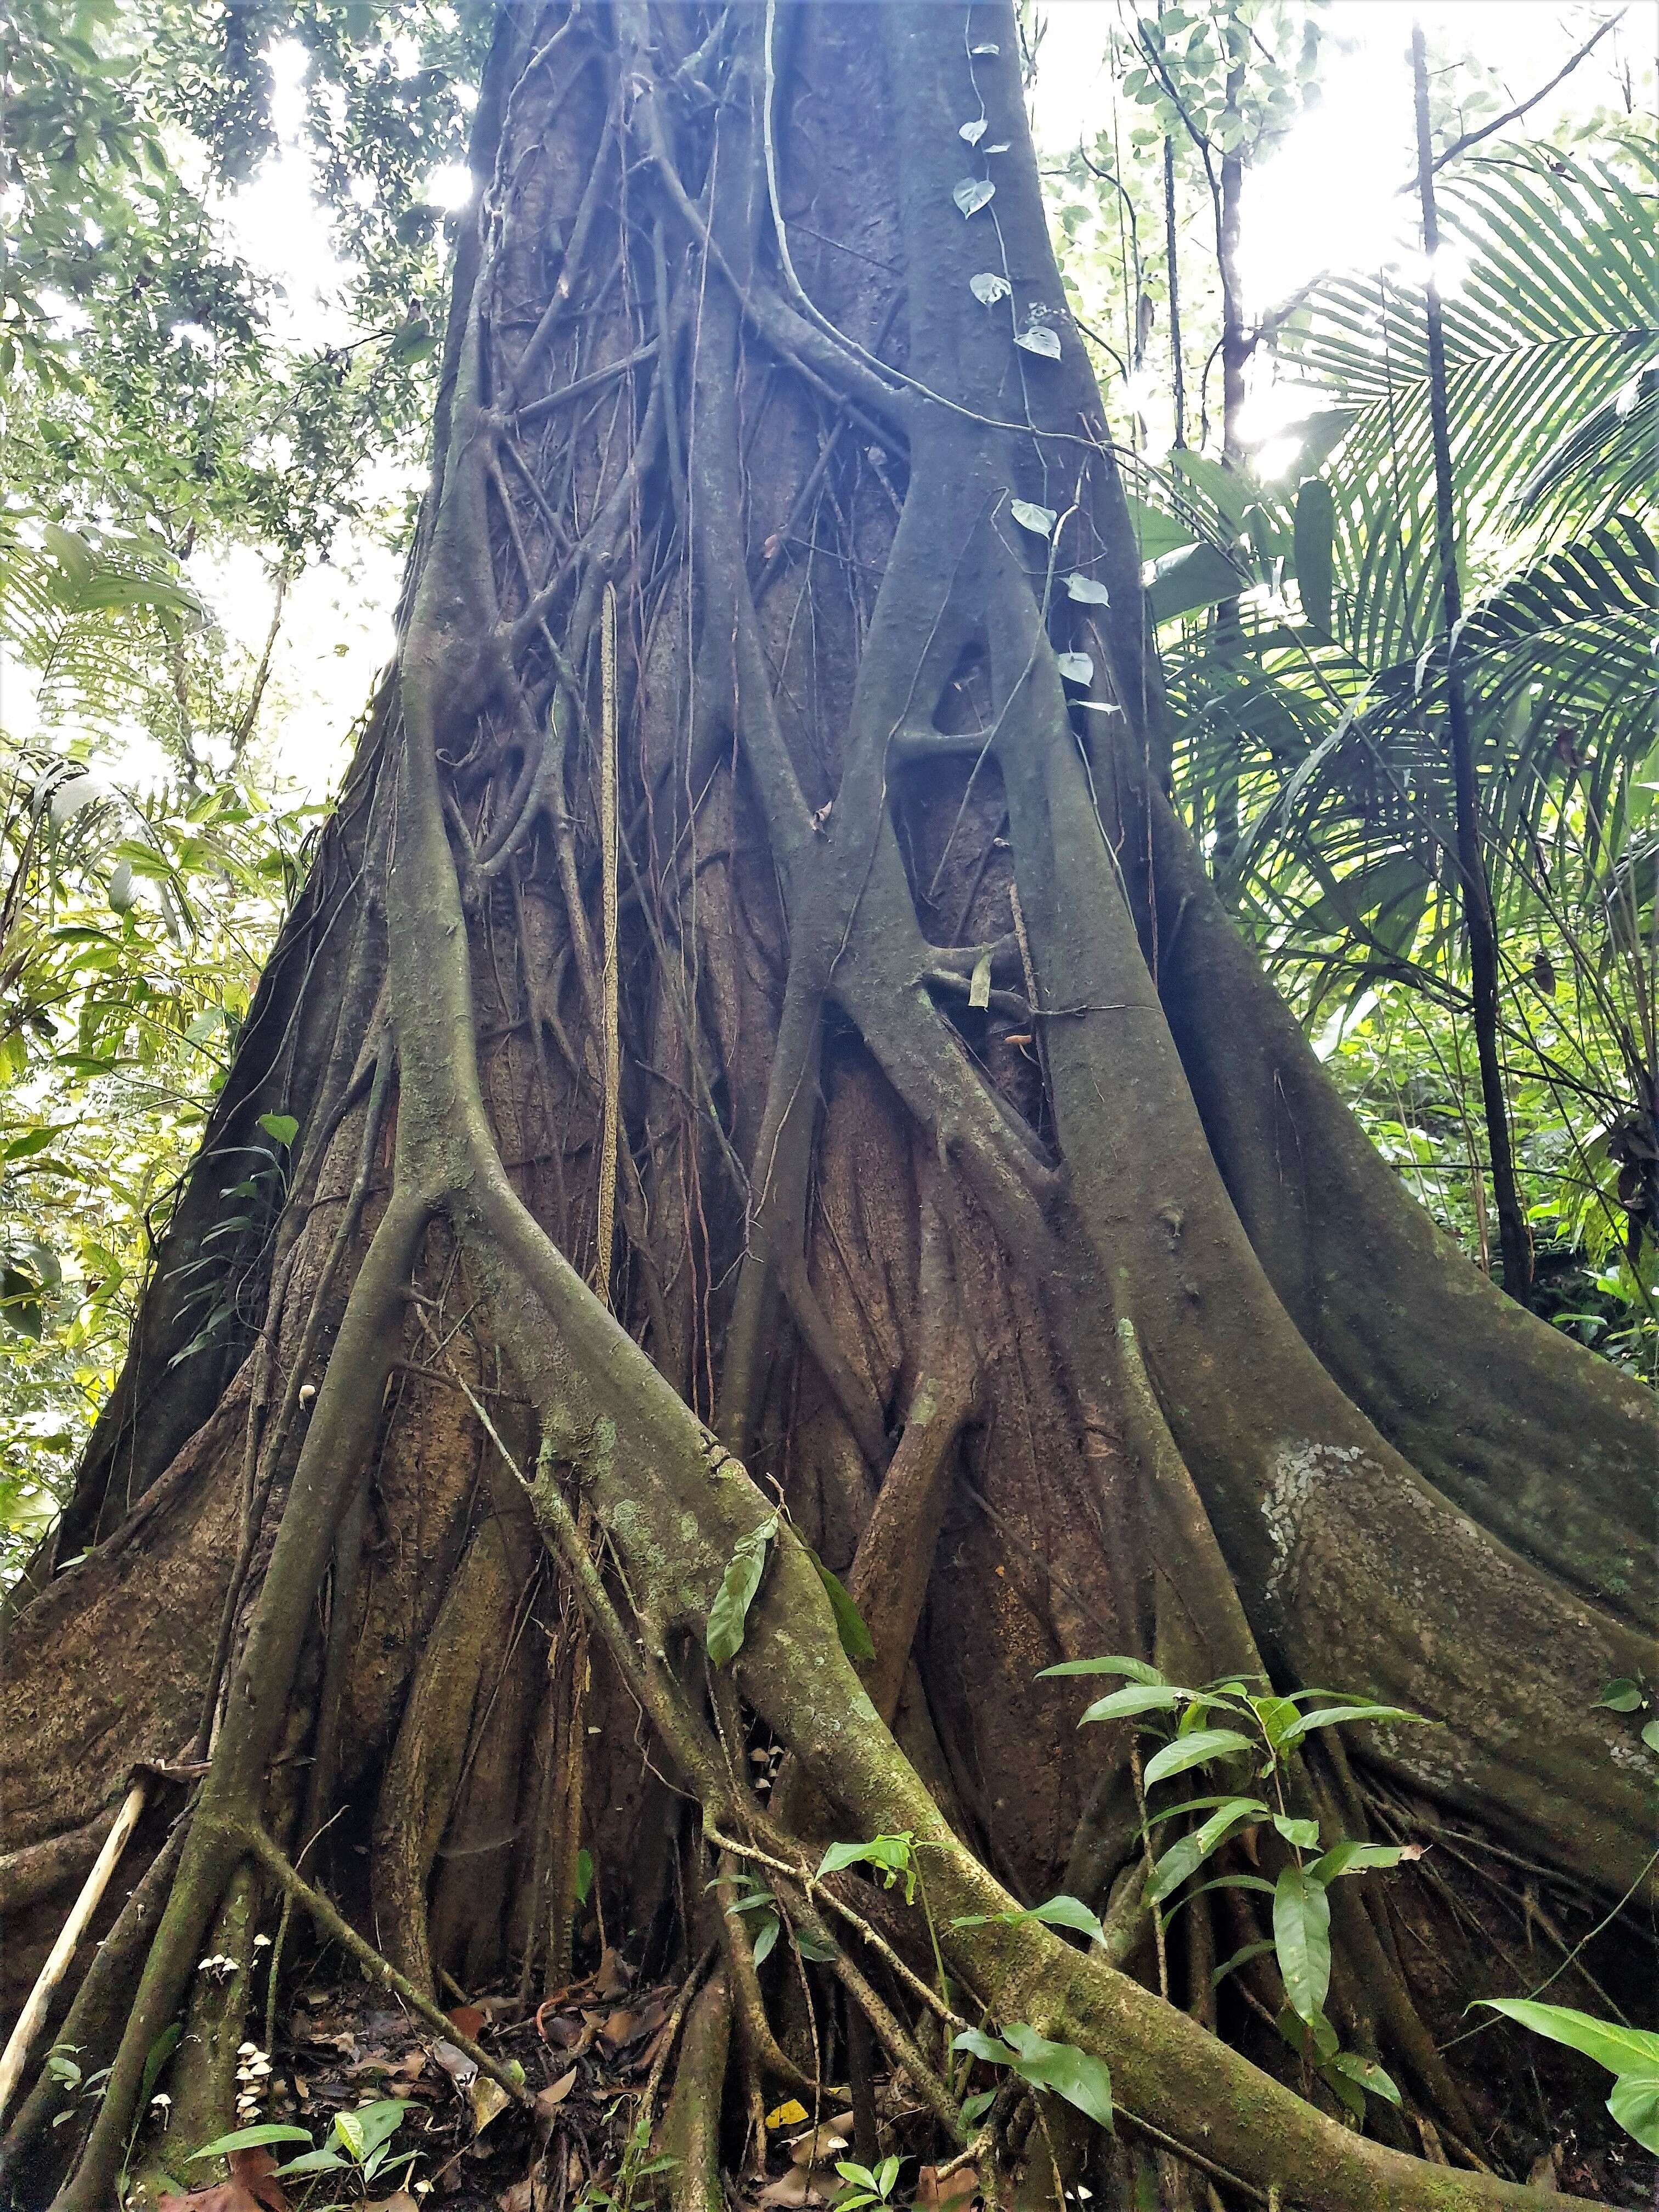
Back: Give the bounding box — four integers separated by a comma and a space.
2, 5, 1654, 2210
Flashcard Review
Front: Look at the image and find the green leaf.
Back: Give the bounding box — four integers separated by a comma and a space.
1251, 1694, 1301, 1752
1066, 572, 1111, 606
1147, 541, 1244, 624
331, 2099, 408, 2162
1037, 1655, 1164, 1685
191, 2124, 315, 2159
1325, 2051, 1402, 2108
1276, 1703, 1424, 1748
952, 2027, 1017, 2068
1144, 1798, 1268, 1906
705, 1514, 777, 1666
951, 1894, 1104, 1945
1309, 1841, 1408, 1883
1277, 2004, 1339, 2067
1077, 1683, 1187, 1725
1166, 449, 1252, 532
816, 1832, 917, 1904
1596, 1678, 1644, 1712
1294, 476, 1335, 634
1476, 2000, 1659, 2080
1212, 1939, 1276, 1988
138, 2023, 182, 2113
1009, 498, 1057, 538
1001, 2024, 1114, 2132
256, 1112, 298, 1148
1272, 1814, 1321, 1850
275, 2147, 347, 2175
811, 1555, 874, 1663
1142, 1728, 1254, 1787
1273, 1863, 1332, 2023
1607, 2073, 1659, 2156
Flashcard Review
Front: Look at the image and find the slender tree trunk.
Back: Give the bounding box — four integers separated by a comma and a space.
1410, 22, 1533, 1306
1, 8, 1651, 2209
1163, 134, 1186, 450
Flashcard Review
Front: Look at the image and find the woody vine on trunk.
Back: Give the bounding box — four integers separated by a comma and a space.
1, 5, 1655, 2208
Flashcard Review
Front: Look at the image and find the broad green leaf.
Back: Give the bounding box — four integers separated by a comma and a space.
1607, 2073, 1659, 2156
1078, 1683, 1186, 1725
1166, 449, 1252, 532
1325, 2051, 1402, 2107
1310, 1841, 1408, 1882
952, 178, 995, 217
952, 2027, 1017, 2068
817, 1832, 916, 1903
1294, 476, 1335, 634
191, 2124, 314, 2158
1272, 1814, 1321, 1850
331, 2100, 408, 2161
951, 1894, 1104, 1945
1066, 572, 1111, 605
705, 1513, 777, 1666
1147, 541, 1244, 624
1251, 1694, 1301, 1751
1596, 1678, 1644, 1712
256, 1112, 298, 1148
1212, 1939, 1275, 1988
1002, 2024, 1114, 2132
970, 272, 1012, 304
1009, 499, 1057, 538
1142, 1728, 1254, 1787
1144, 1798, 1268, 1906
1277, 1702, 1424, 1748
1273, 1863, 1332, 2023
1476, 2000, 1659, 2080
1055, 650, 1093, 684
811, 1554, 874, 1663
1037, 1655, 1164, 1685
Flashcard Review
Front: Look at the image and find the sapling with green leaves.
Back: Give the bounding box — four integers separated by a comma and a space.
1040, 1655, 1426, 2124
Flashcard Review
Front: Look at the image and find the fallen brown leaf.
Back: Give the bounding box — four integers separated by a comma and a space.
448, 2004, 487, 2040
158, 2147, 290, 2212
469, 2073, 512, 2137
917, 2163, 979, 2207
431, 2038, 479, 2086
497, 2183, 535, 2212
594, 1946, 630, 1998
755, 2167, 842, 2207
534, 2066, 578, 2126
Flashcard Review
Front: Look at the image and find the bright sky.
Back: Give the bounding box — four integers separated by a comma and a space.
42, 2, 1656, 807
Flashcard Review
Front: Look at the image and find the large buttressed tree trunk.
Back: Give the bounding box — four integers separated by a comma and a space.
3, 7, 1655, 2208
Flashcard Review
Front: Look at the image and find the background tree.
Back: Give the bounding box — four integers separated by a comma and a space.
1, 7, 1655, 2210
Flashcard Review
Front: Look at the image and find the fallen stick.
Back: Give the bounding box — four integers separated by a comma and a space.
0, 1780, 148, 2123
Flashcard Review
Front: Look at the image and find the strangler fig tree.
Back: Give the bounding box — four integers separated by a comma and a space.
2, 5, 1654, 2208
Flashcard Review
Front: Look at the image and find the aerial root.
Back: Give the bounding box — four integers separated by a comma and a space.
655, 1966, 730, 2211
